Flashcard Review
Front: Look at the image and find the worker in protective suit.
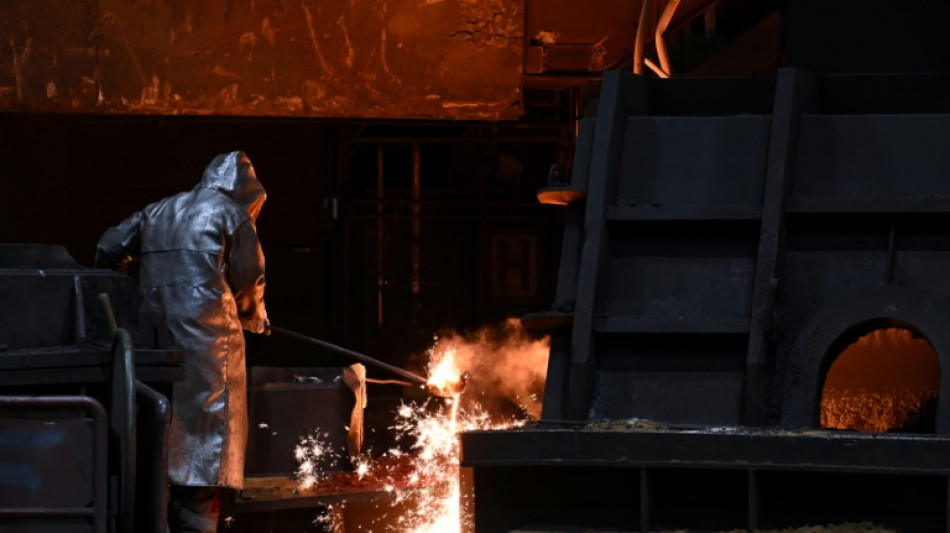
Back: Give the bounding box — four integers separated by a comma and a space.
95, 151, 269, 533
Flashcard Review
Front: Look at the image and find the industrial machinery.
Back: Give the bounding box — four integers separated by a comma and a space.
0, 244, 183, 533
0, 243, 452, 533
461, 68, 950, 531
0, 245, 389, 533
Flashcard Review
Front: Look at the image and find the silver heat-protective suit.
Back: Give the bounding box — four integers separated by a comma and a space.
95, 151, 268, 489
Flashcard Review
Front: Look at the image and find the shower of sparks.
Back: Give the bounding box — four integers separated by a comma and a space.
388, 396, 527, 532
354, 456, 372, 480
296, 319, 550, 532
294, 431, 342, 490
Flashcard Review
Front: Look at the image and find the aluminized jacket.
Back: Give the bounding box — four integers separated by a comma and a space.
96, 151, 267, 489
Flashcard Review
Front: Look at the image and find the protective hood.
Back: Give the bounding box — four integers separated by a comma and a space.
197, 151, 267, 222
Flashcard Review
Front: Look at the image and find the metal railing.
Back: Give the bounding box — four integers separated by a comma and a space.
0, 395, 109, 532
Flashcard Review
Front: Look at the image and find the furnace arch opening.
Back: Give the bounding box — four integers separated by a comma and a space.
820, 321, 939, 433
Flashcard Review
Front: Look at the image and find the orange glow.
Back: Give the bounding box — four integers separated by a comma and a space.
425, 346, 468, 398
821, 327, 939, 433
296, 318, 551, 532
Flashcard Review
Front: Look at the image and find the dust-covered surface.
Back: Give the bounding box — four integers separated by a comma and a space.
578, 418, 833, 437
514, 523, 901, 533
660, 523, 900, 533
240, 453, 434, 503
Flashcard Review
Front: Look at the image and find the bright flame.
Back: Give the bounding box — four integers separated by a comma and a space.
295, 318, 550, 532
425, 345, 466, 397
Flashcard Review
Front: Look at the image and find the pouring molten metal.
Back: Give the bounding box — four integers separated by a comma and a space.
425, 344, 471, 397
296, 318, 550, 532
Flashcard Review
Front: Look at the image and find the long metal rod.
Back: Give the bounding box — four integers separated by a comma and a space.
643, 57, 670, 78
269, 325, 427, 385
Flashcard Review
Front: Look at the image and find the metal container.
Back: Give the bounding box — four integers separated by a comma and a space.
245, 365, 365, 478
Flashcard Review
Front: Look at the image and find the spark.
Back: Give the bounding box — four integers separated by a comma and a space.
354, 458, 371, 479
295, 319, 550, 532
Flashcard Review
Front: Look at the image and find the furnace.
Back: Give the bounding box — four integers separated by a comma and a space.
463, 68, 950, 532
820, 326, 939, 433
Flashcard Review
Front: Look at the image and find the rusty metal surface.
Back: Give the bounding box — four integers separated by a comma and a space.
524, 0, 716, 75
526, 0, 637, 74
0, 0, 524, 120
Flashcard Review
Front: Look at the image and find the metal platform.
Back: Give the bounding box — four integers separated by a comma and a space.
463, 426, 950, 531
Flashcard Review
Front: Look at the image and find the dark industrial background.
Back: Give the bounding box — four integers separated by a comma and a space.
0, 0, 791, 369
3, 0, 950, 420
7, 0, 950, 531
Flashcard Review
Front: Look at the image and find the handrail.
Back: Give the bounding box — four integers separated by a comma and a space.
100, 293, 136, 533
111, 328, 136, 533
0, 395, 109, 532
135, 379, 170, 533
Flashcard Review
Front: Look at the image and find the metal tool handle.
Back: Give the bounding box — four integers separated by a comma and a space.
269, 325, 428, 386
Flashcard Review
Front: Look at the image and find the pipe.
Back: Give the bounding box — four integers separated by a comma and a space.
655, 0, 682, 76
111, 329, 136, 533
99, 293, 136, 533
135, 380, 170, 533
633, 0, 655, 74
644, 57, 670, 78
